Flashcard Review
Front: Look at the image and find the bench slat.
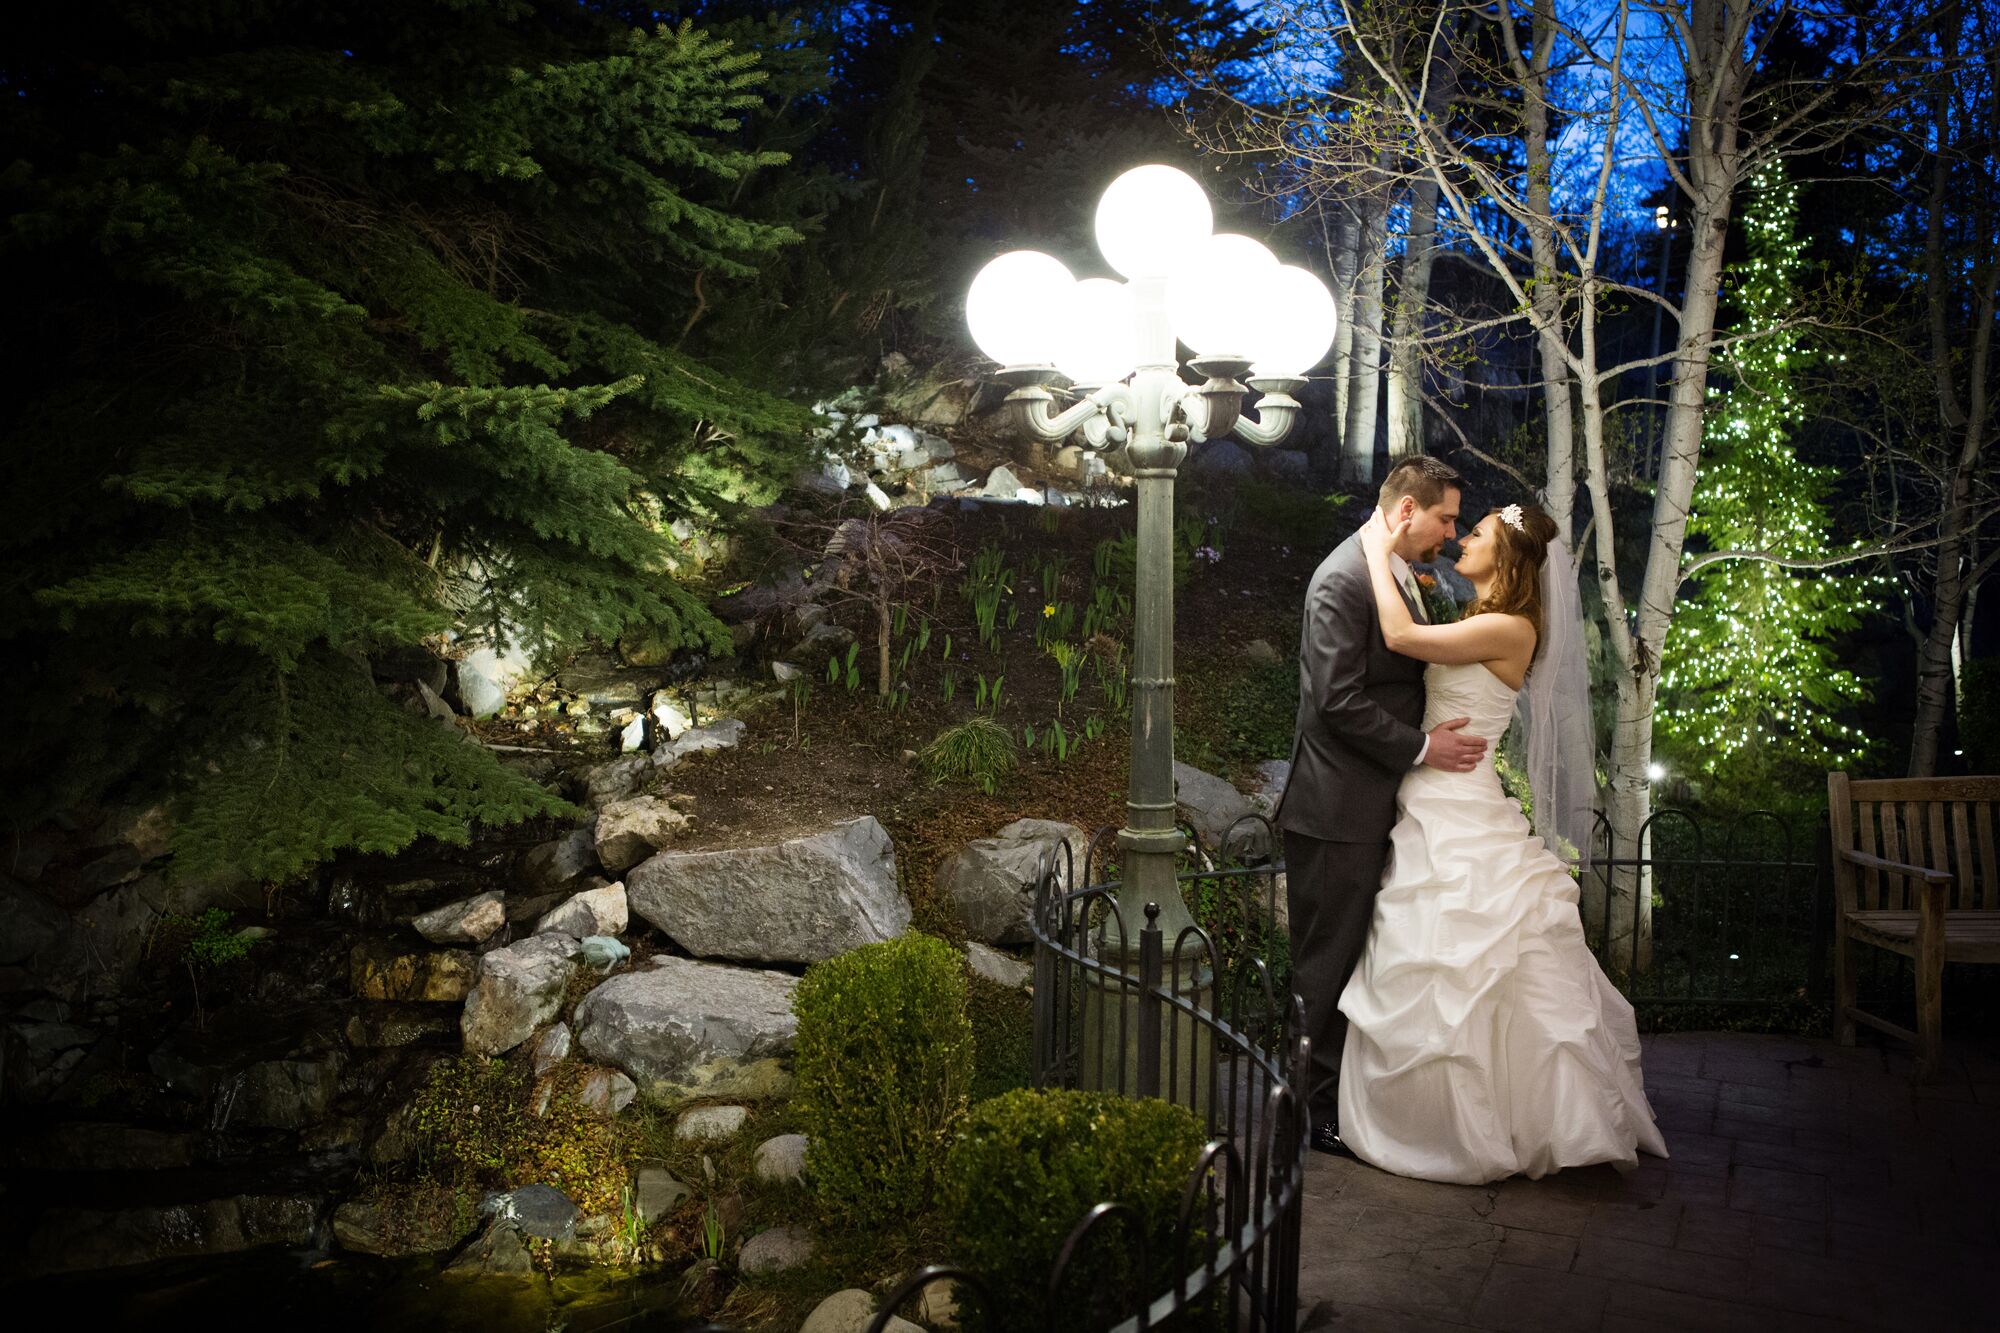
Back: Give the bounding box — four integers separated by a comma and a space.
1844, 910, 2000, 963
1848, 777, 2000, 802
1928, 801, 1952, 906
1978, 803, 1999, 913
1881, 803, 1904, 908
1858, 801, 1881, 907
1950, 803, 1977, 908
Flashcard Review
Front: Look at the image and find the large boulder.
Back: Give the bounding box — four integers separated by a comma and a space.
534, 882, 628, 938
582, 755, 650, 807
739, 1225, 814, 1274
332, 1198, 463, 1258
454, 642, 534, 720
572, 957, 798, 1103
28, 1195, 323, 1273
651, 718, 745, 770
965, 942, 1031, 990
520, 828, 598, 893
410, 891, 507, 946
802, 1289, 923, 1333
1174, 762, 1268, 860
229, 1051, 346, 1130
935, 819, 1089, 945
626, 817, 908, 964
593, 796, 693, 873
461, 933, 579, 1056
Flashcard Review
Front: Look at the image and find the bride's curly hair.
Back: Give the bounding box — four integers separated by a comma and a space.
1467, 503, 1560, 641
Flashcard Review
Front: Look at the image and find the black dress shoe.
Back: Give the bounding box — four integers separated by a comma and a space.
1311, 1121, 1355, 1158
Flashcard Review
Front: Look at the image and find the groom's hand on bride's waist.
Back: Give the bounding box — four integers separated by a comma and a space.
1422, 718, 1486, 773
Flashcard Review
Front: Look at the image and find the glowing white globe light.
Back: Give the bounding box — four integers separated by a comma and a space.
1052, 278, 1140, 386
1095, 164, 1214, 280
1166, 233, 1279, 358
1244, 265, 1339, 377
966, 250, 1074, 367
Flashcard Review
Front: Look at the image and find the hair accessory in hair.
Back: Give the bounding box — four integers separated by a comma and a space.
1500, 503, 1525, 533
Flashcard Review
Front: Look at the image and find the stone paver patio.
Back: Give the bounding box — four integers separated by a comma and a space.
1296, 1031, 1996, 1331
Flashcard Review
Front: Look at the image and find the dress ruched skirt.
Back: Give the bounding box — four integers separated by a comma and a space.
1336, 760, 1669, 1185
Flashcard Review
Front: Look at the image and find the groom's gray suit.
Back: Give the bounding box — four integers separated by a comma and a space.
1274, 528, 1429, 1129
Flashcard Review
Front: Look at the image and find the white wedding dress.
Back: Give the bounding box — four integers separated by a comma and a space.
1336, 661, 1668, 1184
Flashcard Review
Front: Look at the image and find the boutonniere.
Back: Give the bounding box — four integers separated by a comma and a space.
1414, 570, 1461, 623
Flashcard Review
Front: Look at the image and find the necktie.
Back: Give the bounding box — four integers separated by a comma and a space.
1401, 571, 1429, 623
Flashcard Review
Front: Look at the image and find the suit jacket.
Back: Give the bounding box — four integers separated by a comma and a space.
1273, 530, 1428, 845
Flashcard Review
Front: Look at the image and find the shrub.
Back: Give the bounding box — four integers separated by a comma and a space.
919, 715, 1016, 795
965, 972, 1035, 1104
792, 933, 974, 1228
942, 1089, 1209, 1330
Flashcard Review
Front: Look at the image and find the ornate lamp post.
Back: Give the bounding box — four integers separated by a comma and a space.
965, 165, 1337, 947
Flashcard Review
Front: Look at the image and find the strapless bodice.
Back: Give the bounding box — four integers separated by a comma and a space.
1420, 661, 1518, 746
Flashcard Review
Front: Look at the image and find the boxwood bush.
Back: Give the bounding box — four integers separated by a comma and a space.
942, 1088, 1210, 1330
791, 932, 974, 1227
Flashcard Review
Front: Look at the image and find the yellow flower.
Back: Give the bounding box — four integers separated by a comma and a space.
1043, 604, 1056, 618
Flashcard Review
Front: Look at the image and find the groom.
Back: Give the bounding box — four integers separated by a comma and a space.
1274, 455, 1486, 1156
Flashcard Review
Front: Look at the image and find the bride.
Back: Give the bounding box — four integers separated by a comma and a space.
1340, 501, 1668, 1184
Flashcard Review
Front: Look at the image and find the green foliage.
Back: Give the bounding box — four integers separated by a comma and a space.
174, 656, 568, 886
1661, 162, 1878, 778
2, 3, 810, 878
973, 672, 1006, 716
1964, 659, 2000, 773
701, 1199, 727, 1260
410, 1055, 632, 1215
177, 908, 251, 970
920, 716, 1017, 796
1182, 658, 1297, 777
965, 973, 1035, 1104
941, 1089, 1208, 1331
963, 543, 1014, 653
1226, 478, 1352, 549
826, 641, 862, 692
1095, 532, 1190, 597
1189, 874, 1292, 1015
792, 934, 975, 1229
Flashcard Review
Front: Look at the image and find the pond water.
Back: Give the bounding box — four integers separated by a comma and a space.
18, 1248, 702, 1331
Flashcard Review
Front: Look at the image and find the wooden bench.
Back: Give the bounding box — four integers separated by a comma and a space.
1829, 772, 2000, 1080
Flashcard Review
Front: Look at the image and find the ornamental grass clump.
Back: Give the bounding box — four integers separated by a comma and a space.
791, 932, 974, 1227
919, 715, 1016, 795
942, 1088, 1209, 1331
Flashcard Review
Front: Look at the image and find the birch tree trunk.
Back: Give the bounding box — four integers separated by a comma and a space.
1909, 39, 1997, 774
1343, 184, 1389, 483
1385, 172, 1439, 461
1520, 0, 1577, 540
1331, 209, 1360, 443
1592, 0, 1751, 970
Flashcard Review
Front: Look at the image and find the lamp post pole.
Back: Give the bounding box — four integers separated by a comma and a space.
967, 166, 1331, 952
1120, 275, 1194, 942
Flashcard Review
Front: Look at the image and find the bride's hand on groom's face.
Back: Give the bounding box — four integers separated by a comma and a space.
1363, 512, 1411, 563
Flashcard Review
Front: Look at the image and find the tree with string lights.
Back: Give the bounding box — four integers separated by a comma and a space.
1658, 163, 1880, 791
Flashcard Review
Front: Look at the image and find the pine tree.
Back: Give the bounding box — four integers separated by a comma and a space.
1, 3, 814, 883
1658, 162, 1880, 788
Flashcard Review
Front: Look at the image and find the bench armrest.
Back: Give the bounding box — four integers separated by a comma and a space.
1837, 848, 1953, 887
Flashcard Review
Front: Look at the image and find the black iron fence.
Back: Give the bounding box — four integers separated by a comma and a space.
1581, 808, 1831, 1009
1008, 820, 1308, 1332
